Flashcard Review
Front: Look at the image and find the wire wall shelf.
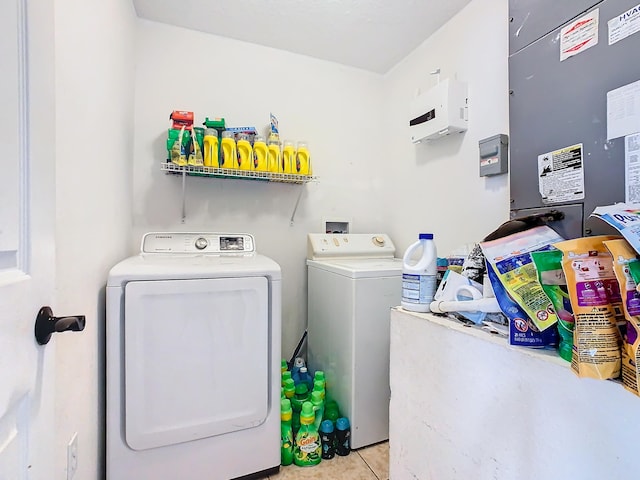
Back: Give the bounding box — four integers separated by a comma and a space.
161, 162, 317, 225
160, 162, 317, 184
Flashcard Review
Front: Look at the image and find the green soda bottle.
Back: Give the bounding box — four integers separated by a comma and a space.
280, 399, 294, 466
293, 401, 322, 466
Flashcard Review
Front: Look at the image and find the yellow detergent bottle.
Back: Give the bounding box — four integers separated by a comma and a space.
281, 140, 295, 174
203, 129, 219, 168
267, 138, 281, 173
220, 131, 236, 169
295, 141, 311, 175
236, 134, 253, 170
253, 135, 268, 171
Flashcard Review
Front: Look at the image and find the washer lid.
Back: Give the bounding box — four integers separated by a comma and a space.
307, 257, 403, 278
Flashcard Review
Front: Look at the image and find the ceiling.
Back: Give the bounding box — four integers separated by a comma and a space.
133, 0, 472, 74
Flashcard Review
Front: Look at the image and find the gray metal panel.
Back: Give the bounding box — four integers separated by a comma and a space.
509, 0, 602, 54
509, 0, 640, 237
510, 205, 584, 240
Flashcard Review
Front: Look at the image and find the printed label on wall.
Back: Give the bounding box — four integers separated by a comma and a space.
560, 9, 599, 61
626, 133, 640, 203
538, 144, 585, 204
607, 79, 640, 140
608, 3, 640, 45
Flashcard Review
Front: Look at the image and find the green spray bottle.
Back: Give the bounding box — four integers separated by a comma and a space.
293, 401, 322, 466
280, 399, 294, 466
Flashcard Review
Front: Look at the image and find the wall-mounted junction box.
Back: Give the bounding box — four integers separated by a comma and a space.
479, 134, 509, 177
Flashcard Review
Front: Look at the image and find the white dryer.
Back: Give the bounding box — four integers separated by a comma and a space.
106, 232, 281, 480
306, 233, 402, 449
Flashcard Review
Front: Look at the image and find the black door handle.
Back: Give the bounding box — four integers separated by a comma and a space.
34, 306, 86, 345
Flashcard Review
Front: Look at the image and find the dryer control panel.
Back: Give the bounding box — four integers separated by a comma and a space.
142, 232, 255, 254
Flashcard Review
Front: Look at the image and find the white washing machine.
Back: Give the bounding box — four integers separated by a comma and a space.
106, 232, 281, 480
306, 233, 402, 449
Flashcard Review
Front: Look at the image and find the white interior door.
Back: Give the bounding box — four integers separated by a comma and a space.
0, 0, 57, 478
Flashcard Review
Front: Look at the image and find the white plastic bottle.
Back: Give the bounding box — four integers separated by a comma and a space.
401, 233, 438, 312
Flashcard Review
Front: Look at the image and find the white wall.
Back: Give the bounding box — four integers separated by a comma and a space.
133, 20, 387, 356
54, 0, 136, 478
381, 0, 510, 257
133, 0, 510, 358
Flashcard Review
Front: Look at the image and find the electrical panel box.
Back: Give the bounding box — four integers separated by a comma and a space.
409, 79, 468, 143
479, 134, 509, 177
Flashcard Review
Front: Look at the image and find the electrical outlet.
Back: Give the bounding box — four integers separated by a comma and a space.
67, 432, 78, 480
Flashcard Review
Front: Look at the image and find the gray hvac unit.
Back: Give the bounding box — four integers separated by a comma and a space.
509, 0, 640, 239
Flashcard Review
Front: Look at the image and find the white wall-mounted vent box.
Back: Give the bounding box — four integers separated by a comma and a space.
409, 79, 468, 143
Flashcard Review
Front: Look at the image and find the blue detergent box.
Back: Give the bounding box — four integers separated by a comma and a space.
486, 261, 558, 347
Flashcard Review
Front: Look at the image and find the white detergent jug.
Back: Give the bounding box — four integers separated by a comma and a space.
401, 233, 437, 312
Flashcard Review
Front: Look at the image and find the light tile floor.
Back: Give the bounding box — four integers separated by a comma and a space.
268, 442, 389, 480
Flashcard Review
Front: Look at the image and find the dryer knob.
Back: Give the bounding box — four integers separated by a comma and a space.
372, 236, 386, 247
195, 237, 209, 250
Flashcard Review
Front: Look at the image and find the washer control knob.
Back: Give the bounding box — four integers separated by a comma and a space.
372, 236, 386, 247
195, 237, 209, 250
